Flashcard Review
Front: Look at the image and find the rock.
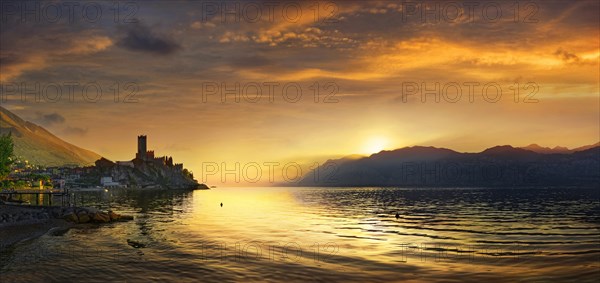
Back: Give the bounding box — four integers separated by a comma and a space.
64, 213, 77, 222
108, 211, 121, 221
92, 212, 110, 223
86, 207, 100, 215
77, 214, 90, 223
62, 208, 74, 215
51, 210, 61, 218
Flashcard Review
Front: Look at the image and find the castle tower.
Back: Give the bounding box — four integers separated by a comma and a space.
137, 135, 147, 160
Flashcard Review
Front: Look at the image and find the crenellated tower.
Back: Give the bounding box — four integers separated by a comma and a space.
136, 135, 147, 160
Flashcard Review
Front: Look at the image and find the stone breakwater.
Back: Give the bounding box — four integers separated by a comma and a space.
0, 205, 135, 251
1, 205, 57, 227
62, 207, 134, 224
0, 205, 133, 227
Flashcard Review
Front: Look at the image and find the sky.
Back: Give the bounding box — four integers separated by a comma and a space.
1, 0, 599, 185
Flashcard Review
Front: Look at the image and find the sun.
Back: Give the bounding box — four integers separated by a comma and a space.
363, 137, 389, 155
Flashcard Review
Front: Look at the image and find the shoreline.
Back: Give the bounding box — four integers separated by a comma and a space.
0, 204, 132, 253
65, 183, 210, 192
0, 204, 74, 252
0, 218, 74, 252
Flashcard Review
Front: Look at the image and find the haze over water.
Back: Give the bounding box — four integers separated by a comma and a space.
1, 187, 599, 282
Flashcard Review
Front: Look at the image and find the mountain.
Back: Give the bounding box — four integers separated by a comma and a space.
0, 106, 102, 166
573, 142, 600, 152
520, 142, 599, 154
521, 144, 570, 154
298, 145, 600, 187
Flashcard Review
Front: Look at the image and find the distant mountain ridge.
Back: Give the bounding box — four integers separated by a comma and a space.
299, 144, 600, 187
0, 106, 102, 166
520, 142, 600, 154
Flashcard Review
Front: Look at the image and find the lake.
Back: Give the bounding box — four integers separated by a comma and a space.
1, 187, 599, 282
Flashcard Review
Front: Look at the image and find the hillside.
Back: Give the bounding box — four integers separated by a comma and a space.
0, 106, 102, 166
298, 145, 600, 187
92, 158, 206, 190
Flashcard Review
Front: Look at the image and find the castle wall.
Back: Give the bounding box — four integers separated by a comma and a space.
134, 135, 185, 171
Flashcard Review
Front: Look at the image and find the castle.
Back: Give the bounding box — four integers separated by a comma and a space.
135, 135, 183, 171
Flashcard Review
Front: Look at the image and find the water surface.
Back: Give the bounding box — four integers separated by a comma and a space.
1, 187, 599, 282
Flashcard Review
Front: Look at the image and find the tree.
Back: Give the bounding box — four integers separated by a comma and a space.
0, 132, 14, 181
15, 180, 27, 189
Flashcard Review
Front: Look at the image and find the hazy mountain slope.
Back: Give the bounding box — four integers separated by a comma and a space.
573, 142, 600, 152
0, 106, 102, 166
520, 142, 600, 154
520, 144, 571, 154
299, 145, 600, 187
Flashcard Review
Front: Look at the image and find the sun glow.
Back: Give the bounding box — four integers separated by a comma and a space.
363, 137, 389, 155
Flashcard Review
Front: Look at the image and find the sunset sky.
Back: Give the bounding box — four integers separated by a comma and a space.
1, 0, 599, 184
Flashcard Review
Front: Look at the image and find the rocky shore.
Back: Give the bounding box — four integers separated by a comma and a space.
0, 204, 133, 251
61, 207, 133, 224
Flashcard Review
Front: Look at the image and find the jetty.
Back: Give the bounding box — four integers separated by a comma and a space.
0, 189, 81, 207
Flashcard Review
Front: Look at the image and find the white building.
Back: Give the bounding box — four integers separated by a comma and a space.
100, 176, 120, 186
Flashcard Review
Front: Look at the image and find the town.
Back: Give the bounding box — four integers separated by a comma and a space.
1, 135, 202, 191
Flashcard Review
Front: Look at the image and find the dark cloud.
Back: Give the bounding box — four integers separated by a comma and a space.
63, 126, 88, 136
32, 111, 87, 136
554, 48, 580, 63
117, 22, 181, 55
35, 112, 65, 126
0, 55, 20, 67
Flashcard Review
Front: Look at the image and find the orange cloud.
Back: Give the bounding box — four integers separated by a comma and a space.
0, 35, 112, 83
